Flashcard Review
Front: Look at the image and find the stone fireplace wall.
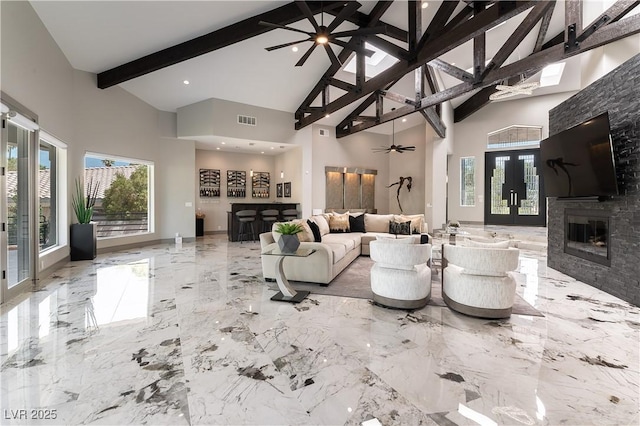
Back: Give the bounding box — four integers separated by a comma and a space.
548, 54, 640, 307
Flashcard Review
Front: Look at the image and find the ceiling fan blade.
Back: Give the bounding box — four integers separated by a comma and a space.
400, 146, 416, 151
265, 38, 312, 51
258, 21, 311, 36
326, 2, 361, 33
329, 39, 375, 57
324, 44, 342, 68
296, 44, 317, 67
295, 1, 320, 32
331, 26, 387, 38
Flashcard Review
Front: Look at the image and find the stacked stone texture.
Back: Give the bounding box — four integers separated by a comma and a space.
548, 53, 639, 307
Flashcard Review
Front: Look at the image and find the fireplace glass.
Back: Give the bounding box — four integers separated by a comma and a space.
564, 209, 610, 266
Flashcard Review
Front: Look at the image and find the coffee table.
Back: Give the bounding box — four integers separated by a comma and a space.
262, 248, 316, 303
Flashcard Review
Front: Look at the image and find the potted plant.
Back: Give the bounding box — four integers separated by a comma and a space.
275, 222, 303, 253
447, 220, 461, 235
70, 177, 99, 261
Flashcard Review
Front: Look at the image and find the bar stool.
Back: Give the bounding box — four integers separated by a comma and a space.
261, 209, 279, 233
236, 210, 257, 243
281, 209, 299, 222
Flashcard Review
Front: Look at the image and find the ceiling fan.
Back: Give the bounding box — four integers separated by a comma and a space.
373, 109, 416, 154
260, 1, 386, 67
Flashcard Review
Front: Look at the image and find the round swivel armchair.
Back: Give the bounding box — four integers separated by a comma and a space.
369, 239, 432, 309
442, 244, 520, 319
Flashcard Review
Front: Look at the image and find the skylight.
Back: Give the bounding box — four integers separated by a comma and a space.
539, 62, 566, 87
343, 43, 398, 78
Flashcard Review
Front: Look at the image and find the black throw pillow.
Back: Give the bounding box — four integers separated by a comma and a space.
389, 220, 411, 235
307, 219, 322, 242
348, 214, 366, 233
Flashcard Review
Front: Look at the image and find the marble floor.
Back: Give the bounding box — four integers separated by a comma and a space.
1, 236, 638, 425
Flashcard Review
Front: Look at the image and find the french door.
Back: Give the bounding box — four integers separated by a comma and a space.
1, 117, 34, 303
484, 149, 546, 226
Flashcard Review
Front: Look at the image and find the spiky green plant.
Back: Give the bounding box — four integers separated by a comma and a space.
72, 177, 99, 224
275, 222, 304, 235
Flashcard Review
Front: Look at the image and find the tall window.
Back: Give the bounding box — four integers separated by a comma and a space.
460, 157, 475, 206
39, 132, 67, 252
84, 153, 153, 238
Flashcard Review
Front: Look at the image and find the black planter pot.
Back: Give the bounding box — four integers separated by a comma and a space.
70, 223, 97, 261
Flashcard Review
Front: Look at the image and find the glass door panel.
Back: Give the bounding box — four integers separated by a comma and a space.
485, 149, 546, 226
3, 120, 33, 302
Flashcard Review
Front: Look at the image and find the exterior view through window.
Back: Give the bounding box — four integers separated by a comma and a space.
460, 157, 475, 206
84, 154, 151, 238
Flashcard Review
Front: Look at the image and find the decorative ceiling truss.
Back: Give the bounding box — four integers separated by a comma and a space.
321, 0, 640, 138
96, 1, 640, 138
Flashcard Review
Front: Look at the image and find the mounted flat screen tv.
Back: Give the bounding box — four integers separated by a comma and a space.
540, 112, 618, 198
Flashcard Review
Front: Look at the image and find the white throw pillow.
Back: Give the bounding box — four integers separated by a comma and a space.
365, 214, 395, 233
310, 215, 331, 236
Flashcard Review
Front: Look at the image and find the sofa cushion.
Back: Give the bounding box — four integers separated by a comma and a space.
322, 232, 360, 252
348, 213, 366, 233
395, 214, 424, 234
389, 220, 411, 235
365, 214, 394, 233
310, 215, 330, 236
293, 219, 314, 242
307, 220, 322, 242
329, 212, 350, 233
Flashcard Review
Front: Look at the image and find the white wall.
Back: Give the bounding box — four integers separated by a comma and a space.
388, 124, 426, 215
195, 150, 278, 232
310, 124, 392, 213
427, 101, 454, 231
178, 98, 296, 143
1, 1, 196, 271
448, 92, 574, 223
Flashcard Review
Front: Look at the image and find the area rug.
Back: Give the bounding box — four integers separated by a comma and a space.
272, 256, 544, 317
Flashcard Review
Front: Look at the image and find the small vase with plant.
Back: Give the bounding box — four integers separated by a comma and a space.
447, 220, 461, 235
70, 177, 100, 260
275, 222, 303, 253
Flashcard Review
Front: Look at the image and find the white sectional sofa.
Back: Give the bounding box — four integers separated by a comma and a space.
259, 212, 428, 285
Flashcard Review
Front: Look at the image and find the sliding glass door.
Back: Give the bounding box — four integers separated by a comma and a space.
2, 118, 34, 303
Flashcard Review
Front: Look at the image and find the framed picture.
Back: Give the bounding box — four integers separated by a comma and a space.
284, 182, 291, 198
276, 183, 283, 198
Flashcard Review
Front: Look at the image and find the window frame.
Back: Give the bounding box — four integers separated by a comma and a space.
38, 131, 68, 254
84, 152, 154, 240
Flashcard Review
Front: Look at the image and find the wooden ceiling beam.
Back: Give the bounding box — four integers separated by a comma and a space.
420, 107, 446, 138
482, 0, 555, 77
296, 0, 393, 116
428, 59, 474, 83
97, 1, 345, 89
342, 10, 640, 136
533, 1, 556, 52
301, 1, 538, 129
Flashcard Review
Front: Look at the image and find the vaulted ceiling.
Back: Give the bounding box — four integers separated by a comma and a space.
31, 1, 640, 143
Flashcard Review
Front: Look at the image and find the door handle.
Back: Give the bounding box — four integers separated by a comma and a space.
513, 192, 518, 206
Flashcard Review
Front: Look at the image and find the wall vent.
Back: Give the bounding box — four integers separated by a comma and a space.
237, 115, 257, 126
319, 128, 329, 137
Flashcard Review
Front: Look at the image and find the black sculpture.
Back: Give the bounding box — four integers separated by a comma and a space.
388, 176, 412, 213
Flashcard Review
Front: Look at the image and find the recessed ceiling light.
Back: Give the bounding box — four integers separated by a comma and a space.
270, 147, 274, 150
216, 147, 220, 150
325, 113, 330, 118
422, 2, 429, 9
221, 142, 226, 145
402, 118, 407, 122
292, 46, 299, 52
183, 80, 190, 85
261, 151, 265, 154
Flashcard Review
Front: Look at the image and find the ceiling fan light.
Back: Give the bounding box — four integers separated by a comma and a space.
316, 35, 329, 45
